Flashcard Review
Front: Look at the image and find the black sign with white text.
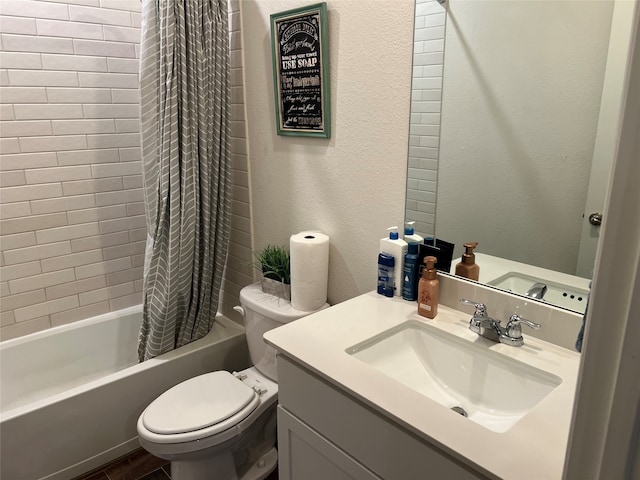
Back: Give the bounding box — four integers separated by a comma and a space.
271, 4, 330, 137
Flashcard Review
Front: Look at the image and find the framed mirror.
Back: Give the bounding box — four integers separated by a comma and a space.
405, 0, 632, 313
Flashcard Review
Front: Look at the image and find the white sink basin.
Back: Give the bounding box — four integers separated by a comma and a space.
487, 271, 589, 313
347, 320, 562, 433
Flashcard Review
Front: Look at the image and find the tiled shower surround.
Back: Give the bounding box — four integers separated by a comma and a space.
0, 0, 252, 340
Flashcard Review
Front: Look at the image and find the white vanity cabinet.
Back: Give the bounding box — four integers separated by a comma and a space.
276, 355, 491, 480
277, 407, 383, 480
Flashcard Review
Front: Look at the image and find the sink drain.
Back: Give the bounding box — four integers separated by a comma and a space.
451, 406, 468, 417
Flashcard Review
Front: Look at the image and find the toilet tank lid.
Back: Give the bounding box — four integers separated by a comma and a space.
240, 283, 328, 324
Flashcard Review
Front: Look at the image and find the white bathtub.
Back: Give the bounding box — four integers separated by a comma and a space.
0, 305, 250, 480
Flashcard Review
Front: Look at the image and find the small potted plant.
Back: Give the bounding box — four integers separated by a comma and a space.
252, 244, 291, 300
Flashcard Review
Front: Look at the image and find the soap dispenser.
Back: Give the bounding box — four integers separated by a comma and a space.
455, 242, 480, 281
403, 221, 424, 244
418, 256, 439, 319
380, 226, 408, 297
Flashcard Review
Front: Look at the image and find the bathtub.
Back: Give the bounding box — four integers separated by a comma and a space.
0, 305, 250, 480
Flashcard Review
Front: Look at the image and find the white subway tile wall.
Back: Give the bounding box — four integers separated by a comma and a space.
405, 0, 446, 238
0, 0, 252, 339
0, 0, 142, 339
218, 0, 254, 324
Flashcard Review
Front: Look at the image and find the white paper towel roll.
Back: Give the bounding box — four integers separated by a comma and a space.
290, 231, 329, 311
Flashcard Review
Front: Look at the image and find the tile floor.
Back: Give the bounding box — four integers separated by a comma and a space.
74, 448, 279, 480
73, 449, 169, 480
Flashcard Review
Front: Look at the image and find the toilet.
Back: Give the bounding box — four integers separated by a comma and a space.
137, 283, 328, 480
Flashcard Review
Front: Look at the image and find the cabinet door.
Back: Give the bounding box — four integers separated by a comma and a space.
278, 407, 383, 480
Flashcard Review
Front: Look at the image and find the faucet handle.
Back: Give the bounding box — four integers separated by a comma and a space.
460, 298, 488, 317
505, 314, 541, 338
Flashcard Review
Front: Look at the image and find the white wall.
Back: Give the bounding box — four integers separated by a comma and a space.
241, 0, 414, 304
436, 0, 614, 275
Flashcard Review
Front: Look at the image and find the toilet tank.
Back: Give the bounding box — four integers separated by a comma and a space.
237, 283, 328, 381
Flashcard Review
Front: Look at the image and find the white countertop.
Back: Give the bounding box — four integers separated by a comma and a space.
265, 291, 580, 479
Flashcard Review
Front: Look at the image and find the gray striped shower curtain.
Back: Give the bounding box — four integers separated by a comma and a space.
137, 0, 231, 361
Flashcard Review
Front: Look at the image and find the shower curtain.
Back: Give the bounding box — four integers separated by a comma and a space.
137, 0, 231, 361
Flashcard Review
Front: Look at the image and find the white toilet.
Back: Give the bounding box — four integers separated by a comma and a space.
137, 283, 328, 480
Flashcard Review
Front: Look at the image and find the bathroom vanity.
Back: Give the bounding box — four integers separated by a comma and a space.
275, 356, 487, 479
264, 290, 580, 479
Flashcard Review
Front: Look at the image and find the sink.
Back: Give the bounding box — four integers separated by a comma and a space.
487, 271, 589, 313
346, 320, 562, 433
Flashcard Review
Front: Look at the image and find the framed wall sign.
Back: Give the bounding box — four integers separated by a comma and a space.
270, 3, 331, 138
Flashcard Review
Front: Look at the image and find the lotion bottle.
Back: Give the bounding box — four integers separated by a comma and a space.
455, 242, 480, 281
418, 256, 439, 318
380, 226, 408, 297
403, 221, 424, 244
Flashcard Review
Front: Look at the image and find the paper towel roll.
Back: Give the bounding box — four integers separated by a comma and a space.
290, 231, 329, 311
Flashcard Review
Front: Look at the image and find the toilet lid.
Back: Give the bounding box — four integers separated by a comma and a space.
142, 371, 258, 435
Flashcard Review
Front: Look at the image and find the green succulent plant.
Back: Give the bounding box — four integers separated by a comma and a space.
252, 244, 291, 284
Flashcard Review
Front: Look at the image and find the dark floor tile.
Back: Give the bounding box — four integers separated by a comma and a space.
104, 448, 169, 480
137, 468, 171, 480
74, 448, 278, 480
266, 468, 279, 480
75, 472, 110, 480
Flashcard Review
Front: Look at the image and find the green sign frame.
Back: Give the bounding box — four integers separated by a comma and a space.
270, 3, 331, 138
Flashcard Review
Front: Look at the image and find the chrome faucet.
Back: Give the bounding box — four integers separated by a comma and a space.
460, 299, 541, 347
525, 282, 548, 299
503, 314, 542, 346
460, 299, 502, 342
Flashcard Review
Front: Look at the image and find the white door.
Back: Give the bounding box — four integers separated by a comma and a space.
576, 0, 636, 278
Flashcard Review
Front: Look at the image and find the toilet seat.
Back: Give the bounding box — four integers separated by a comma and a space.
139, 371, 260, 443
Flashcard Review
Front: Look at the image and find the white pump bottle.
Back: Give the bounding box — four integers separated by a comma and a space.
380, 226, 408, 297
404, 221, 424, 244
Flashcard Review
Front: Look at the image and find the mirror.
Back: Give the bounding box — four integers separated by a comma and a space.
405, 0, 627, 313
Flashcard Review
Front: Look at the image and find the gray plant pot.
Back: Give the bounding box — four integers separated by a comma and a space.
261, 277, 291, 301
